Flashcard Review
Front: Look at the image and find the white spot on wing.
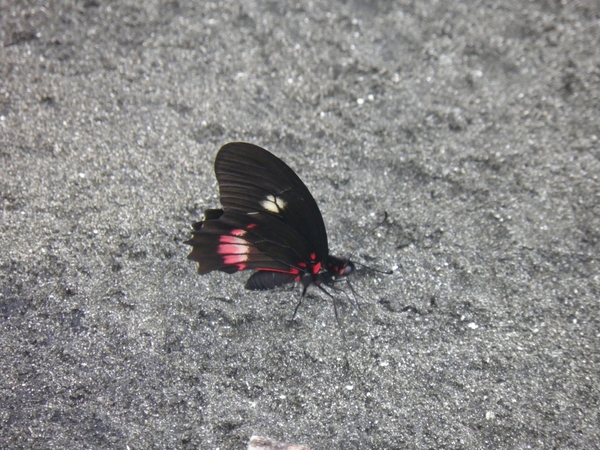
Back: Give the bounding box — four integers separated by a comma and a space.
275, 196, 286, 209
260, 194, 287, 214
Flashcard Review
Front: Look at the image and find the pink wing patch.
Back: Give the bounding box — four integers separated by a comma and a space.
218, 235, 253, 264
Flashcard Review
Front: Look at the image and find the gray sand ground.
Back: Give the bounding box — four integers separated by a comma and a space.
1, 1, 599, 448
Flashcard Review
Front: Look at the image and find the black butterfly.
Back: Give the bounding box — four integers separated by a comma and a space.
185, 142, 355, 304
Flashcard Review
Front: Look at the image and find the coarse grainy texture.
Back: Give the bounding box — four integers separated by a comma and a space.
1, 1, 599, 449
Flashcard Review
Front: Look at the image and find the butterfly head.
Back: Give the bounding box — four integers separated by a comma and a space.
336, 260, 355, 278
318, 256, 354, 285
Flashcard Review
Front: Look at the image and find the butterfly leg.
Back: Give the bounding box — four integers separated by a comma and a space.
317, 285, 342, 326
291, 285, 308, 320
343, 279, 363, 314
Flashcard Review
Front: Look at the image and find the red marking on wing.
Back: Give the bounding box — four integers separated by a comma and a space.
246, 223, 258, 229
230, 228, 246, 236
218, 244, 250, 255
310, 252, 317, 260
219, 235, 247, 245
311, 261, 322, 275
255, 267, 301, 275
223, 254, 248, 264
218, 235, 251, 256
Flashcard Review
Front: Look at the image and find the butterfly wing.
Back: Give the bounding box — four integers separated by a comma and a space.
215, 142, 328, 261
186, 143, 330, 286
187, 209, 314, 274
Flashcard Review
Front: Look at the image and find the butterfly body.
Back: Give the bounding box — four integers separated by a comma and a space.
185, 142, 354, 294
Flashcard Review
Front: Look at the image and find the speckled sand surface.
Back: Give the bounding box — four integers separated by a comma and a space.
1, 1, 599, 448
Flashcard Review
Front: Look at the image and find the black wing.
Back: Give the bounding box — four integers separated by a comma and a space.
215, 142, 329, 263
186, 209, 315, 275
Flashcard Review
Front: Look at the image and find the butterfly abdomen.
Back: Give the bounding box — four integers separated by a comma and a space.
245, 271, 299, 290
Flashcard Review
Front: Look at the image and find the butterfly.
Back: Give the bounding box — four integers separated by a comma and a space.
185, 142, 355, 308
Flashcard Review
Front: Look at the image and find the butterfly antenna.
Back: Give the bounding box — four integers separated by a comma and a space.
353, 261, 394, 275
